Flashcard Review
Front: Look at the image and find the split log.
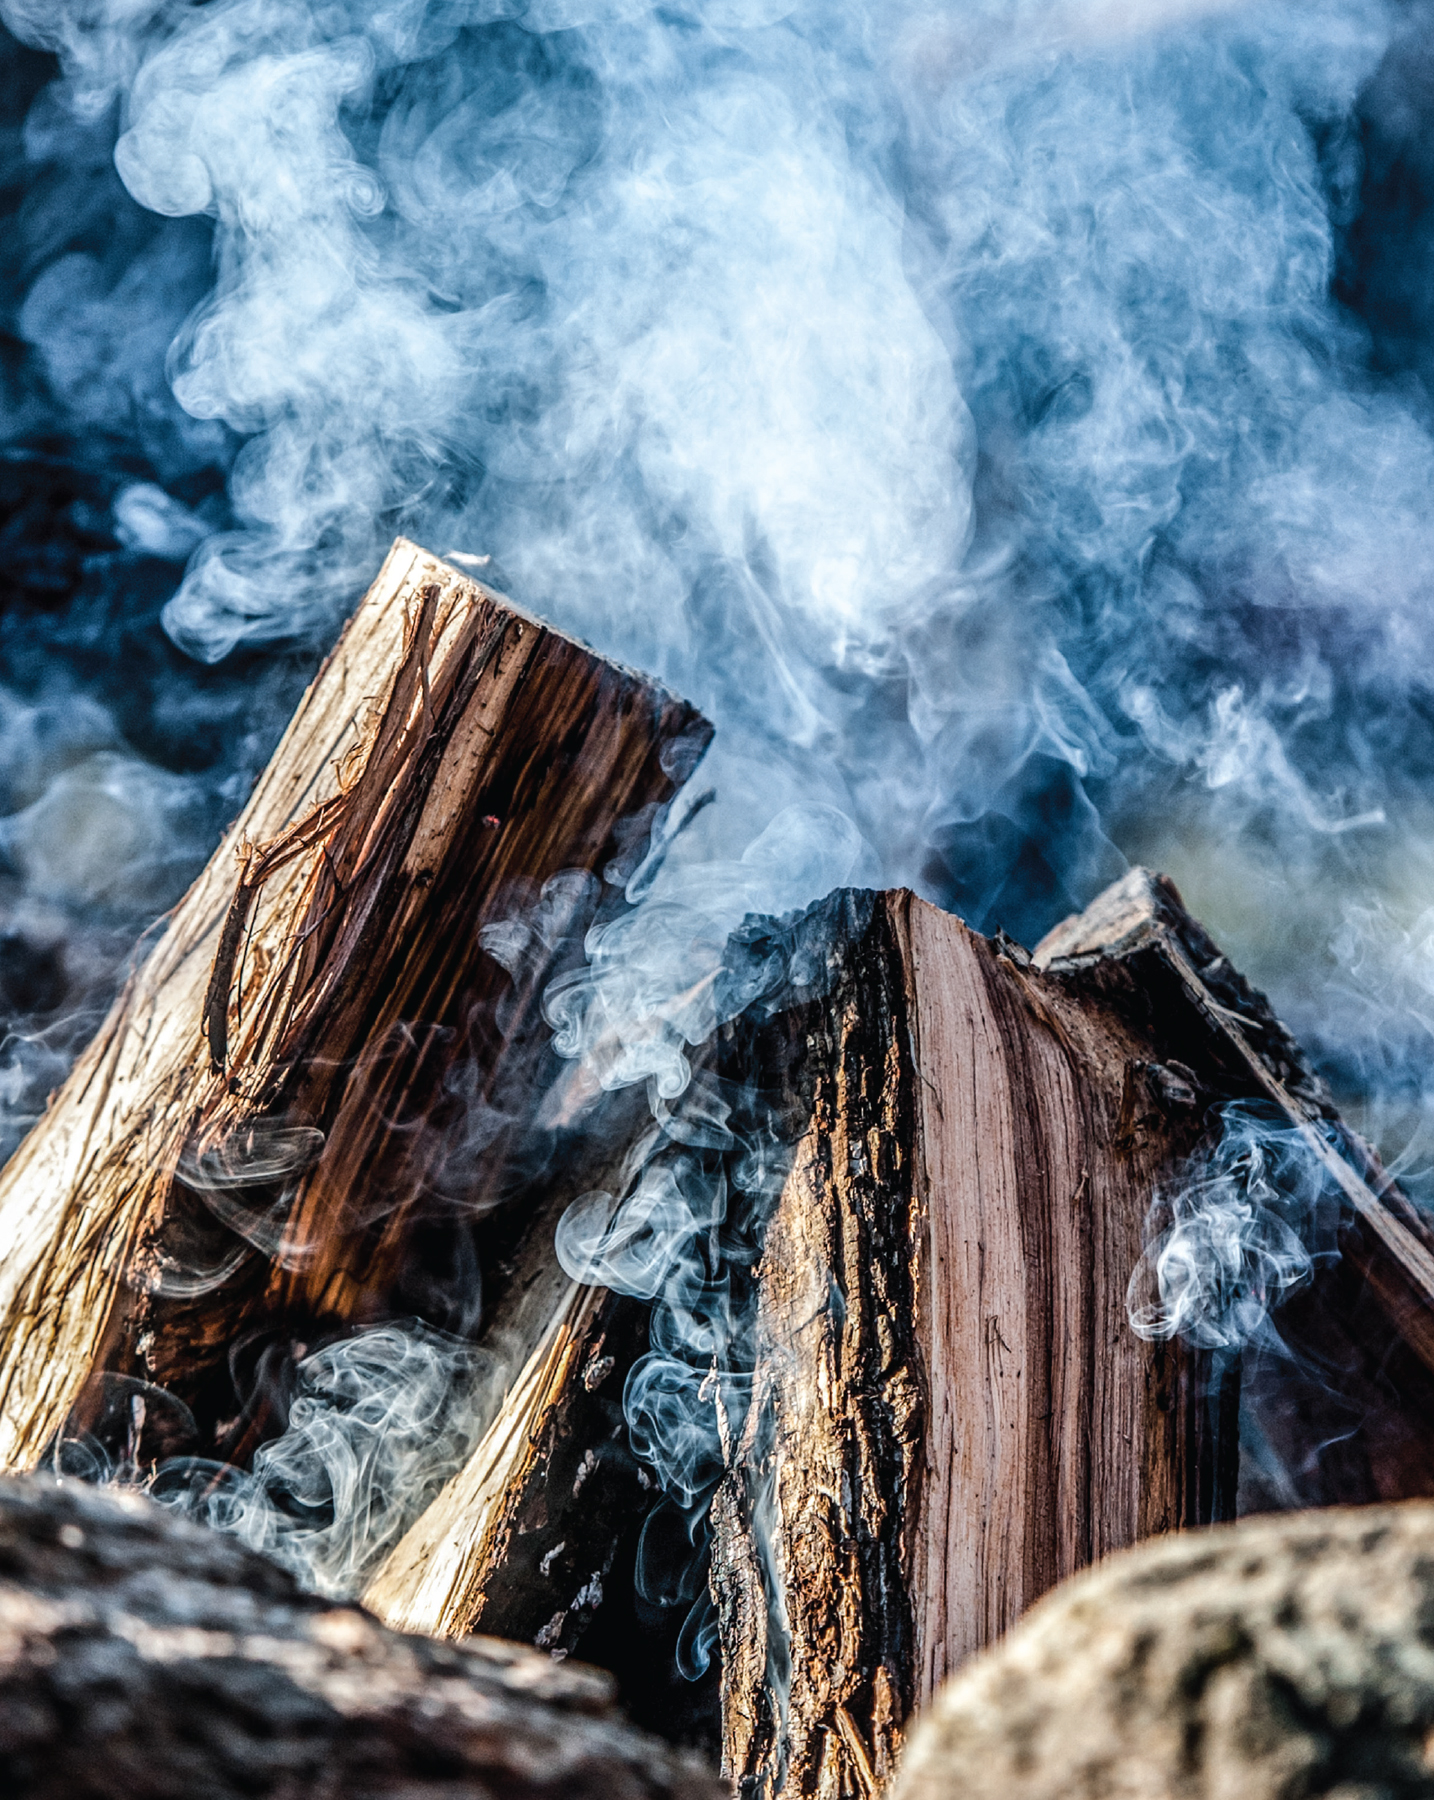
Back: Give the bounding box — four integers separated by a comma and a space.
0, 1470, 725, 1800
0, 539, 710, 1486
178, 837, 1434, 1793
705, 871, 1434, 1799
357, 872, 1268, 1777
1034, 869, 1434, 1514
365, 1180, 652, 1657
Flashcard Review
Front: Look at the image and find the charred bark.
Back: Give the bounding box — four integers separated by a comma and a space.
365, 1234, 653, 1658
707, 870, 1434, 1799
707, 884, 1235, 1799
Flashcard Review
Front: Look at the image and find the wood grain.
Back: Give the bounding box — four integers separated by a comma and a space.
0, 540, 710, 1488
710, 885, 1238, 1799
903, 896, 1217, 1690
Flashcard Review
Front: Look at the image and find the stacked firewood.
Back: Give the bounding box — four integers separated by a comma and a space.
0, 542, 1431, 1796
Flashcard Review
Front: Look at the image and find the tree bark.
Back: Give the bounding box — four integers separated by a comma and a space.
0, 1470, 725, 1800
0, 539, 710, 1483
708, 870, 1434, 1800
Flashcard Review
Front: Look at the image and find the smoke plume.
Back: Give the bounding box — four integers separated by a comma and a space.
7, 0, 1434, 1639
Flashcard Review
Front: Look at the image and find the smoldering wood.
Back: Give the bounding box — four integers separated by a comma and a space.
369, 872, 1251, 1786
704, 869, 1434, 1800
0, 1470, 725, 1800
0, 539, 711, 1499
350, 864, 1434, 1794
705, 881, 1233, 1799
368, 866, 1434, 1796
4, 529, 1430, 1800
362, 1194, 723, 1756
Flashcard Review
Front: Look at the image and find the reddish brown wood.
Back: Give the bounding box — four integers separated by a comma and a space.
703, 870, 1434, 1798
709, 886, 1235, 1799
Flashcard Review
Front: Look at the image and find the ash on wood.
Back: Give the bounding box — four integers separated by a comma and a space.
0, 1471, 724, 1800
0, 539, 710, 1491
707, 870, 1434, 1800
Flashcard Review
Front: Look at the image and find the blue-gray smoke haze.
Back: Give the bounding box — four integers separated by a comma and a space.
7, 0, 1434, 1608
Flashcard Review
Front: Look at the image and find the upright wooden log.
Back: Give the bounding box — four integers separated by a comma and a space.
708, 885, 1234, 1798
277, 861, 1434, 1792
708, 871, 1434, 1798
0, 539, 710, 1484
358, 874, 1243, 1776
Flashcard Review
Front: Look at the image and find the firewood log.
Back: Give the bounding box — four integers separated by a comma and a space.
317, 861, 1434, 1793
365, 1180, 652, 1657
364, 873, 1281, 1786
0, 539, 711, 1484
704, 871, 1434, 1798
368, 879, 1227, 1773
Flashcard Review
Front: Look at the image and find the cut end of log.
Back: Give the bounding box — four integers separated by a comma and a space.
0, 539, 712, 1499
1032, 864, 1189, 964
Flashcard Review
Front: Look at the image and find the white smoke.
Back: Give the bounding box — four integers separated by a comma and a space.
1127, 1101, 1343, 1352
11, 0, 1430, 950
159, 1321, 503, 1598
11, 0, 1434, 1625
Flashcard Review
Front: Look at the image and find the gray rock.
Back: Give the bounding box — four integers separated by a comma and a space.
0, 1472, 724, 1800
894, 1504, 1434, 1800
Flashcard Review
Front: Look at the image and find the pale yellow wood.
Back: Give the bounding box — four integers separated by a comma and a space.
363, 1277, 594, 1635
0, 539, 462, 1470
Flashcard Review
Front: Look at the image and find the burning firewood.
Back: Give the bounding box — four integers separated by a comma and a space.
368, 879, 1234, 1772
702, 870, 1434, 1796
1, 532, 1432, 1799
0, 540, 711, 1499
353, 867, 1434, 1795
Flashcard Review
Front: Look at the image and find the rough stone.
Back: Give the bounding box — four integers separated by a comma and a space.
893, 1503, 1434, 1800
0, 1472, 724, 1799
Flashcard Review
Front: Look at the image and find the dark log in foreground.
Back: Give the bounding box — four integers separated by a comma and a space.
705, 871, 1434, 1799
0, 1471, 724, 1800
0, 539, 710, 1487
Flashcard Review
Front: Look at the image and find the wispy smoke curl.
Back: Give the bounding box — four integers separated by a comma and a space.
1127, 1100, 1344, 1352
163, 1322, 499, 1598
549, 803, 867, 1671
